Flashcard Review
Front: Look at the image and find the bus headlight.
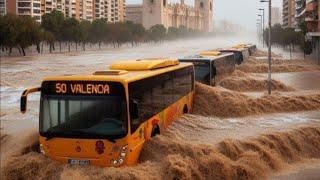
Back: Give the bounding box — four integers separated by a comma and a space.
111, 145, 128, 166
39, 144, 46, 155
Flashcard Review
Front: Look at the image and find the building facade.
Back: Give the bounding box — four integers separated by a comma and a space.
271, 7, 282, 26
126, 0, 213, 32
0, 0, 125, 23
283, 0, 296, 28
295, 0, 306, 30
305, 0, 319, 60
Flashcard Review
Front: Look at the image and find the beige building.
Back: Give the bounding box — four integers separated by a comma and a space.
125, 4, 142, 24
271, 7, 282, 26
283, 0, 296, 28
126, 0, 213, 32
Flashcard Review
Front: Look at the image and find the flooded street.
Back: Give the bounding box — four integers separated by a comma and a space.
1, 35, 320, 179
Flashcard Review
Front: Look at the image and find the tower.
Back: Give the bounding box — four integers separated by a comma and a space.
195, 0, 213, 32
142, 0, 167, 29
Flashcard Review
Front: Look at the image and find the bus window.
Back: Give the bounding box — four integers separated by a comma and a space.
173, 68, 191, 101
193, 62, 210, 85
129, 72, 174, 133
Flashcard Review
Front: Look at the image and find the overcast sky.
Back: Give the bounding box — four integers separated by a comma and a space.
126, 0, 283, 31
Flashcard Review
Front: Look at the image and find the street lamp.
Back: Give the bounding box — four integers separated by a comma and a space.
260, 0, 272, 95
258, 8, 265, 47
257, 19, 261, 42
258, 14, 263, 44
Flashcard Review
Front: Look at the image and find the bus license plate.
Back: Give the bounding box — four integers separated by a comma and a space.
68, 159, 90, 165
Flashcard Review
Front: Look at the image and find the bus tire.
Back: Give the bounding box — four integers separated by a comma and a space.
151, 125, 160, 137
183, 105, 188, 114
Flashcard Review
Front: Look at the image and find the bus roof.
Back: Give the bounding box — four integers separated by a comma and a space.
109, 59, 179, 71
42, 60, 192, 84
179, 52, 234, 62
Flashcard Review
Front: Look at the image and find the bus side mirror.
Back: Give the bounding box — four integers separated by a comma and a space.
21, 93, 27, 113
130, 99, 139, 119
20, 87, 41, 113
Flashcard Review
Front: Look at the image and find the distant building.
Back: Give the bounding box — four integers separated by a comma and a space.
305, 0, 319, 60
295, 0, 306, 30
126, 4, 143, 24
125, 0, 213, 32
0, 0, 125, 23
0, 0, 5, 15
271, 7, 282, 26
283, 0, 296, 28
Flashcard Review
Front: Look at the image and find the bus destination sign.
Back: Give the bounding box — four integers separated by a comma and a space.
41, 81, 124, 96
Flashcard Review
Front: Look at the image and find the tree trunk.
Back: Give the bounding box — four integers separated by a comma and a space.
68, 42, 70, 52
99, 42, 101, 49
17, 46, 21, 55
21, 46, 26, 56
9, 47, 12, 55
59, 41, 62, 52
83, 43, 86, 51
76, 42, 78, 51
36, 43, 40, 53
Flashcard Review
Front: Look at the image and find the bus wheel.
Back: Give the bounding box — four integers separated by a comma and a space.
183, 105, 188, 114
151, 125, 160, 137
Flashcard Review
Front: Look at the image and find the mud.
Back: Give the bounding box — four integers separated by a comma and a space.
237, 57, 320, 73
1, 46, 320, 180
218, 70, 295, 92
2, 126, 320, 180
194, 83, 320, 117
252, 50, 283, 58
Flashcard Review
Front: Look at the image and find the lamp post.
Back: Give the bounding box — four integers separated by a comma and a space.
256, 22, 261, 41
257, 19, 261, 42
258, 8, 265, 47
260, 0, 272, 95
258, 14, 263, 44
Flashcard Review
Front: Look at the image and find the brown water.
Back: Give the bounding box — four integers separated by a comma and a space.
1, 37, 320, 179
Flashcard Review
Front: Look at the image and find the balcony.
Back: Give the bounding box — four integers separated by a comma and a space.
306, 1, 318, 11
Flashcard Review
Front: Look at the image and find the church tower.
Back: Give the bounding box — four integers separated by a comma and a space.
142, 0, 167, 30
195, 0, 213, 32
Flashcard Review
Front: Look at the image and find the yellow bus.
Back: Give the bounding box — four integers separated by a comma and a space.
20, 59, 194, 167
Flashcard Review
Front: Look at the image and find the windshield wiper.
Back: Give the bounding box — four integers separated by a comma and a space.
69, 129, 117, 143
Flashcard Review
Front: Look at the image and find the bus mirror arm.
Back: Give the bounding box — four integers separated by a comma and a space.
129, 98, 139, 120
21, 87, 41, 113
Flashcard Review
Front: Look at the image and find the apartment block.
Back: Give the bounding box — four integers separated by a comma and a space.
1, 0, 125, 23
93, 0, 105, 19
295, 0, 306, 30
271, 7, 282, 26
0, 0, 5, 15
283, 0, 296, 28
305, 0, 319, 32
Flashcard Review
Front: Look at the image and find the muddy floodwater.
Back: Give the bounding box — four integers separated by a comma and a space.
1, 35, 320, 180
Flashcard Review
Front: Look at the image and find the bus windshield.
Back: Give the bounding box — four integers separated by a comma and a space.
40, 96, 127, 140
194, 64, 210, 84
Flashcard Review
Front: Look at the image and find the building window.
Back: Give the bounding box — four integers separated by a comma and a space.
200, 2, 204, 8
33, 3, 40, 7
33, 9, 40, 14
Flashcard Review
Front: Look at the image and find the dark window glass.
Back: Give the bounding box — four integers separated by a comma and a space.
129, 67, 193, 133
194, 63, 210, 85
40, 96, 127, 139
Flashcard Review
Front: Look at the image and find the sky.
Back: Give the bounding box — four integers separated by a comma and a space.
126, 0, 283, 31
